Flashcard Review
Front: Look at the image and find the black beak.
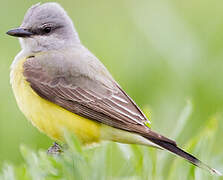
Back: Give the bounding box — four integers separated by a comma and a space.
6, 28, 33, 37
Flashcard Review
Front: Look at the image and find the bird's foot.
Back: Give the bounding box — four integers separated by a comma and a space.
47, 142, 63, 155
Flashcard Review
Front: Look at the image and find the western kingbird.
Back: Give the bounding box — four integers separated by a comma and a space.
6, 2, 221, 175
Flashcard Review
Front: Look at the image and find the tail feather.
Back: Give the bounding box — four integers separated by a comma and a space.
145, 136, 222, 176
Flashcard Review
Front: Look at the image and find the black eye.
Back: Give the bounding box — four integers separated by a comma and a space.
43, 27, 51, 34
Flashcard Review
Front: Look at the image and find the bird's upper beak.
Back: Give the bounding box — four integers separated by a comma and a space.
6, 28, 33, 38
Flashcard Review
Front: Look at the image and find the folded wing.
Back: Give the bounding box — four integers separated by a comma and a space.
23, 56, 176, 145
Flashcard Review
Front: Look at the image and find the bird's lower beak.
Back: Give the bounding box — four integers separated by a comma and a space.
6, 28, 33, 37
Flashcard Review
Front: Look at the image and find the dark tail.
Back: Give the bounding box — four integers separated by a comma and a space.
144, 136, 222, 176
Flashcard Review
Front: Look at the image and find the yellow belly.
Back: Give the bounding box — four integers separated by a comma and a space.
10, 57, 101, 143
10, 56, 154, 147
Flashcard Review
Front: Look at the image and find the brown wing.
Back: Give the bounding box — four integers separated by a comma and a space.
23, 57, 176, 145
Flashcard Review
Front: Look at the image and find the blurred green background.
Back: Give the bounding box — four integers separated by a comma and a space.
1, 0, 223, 177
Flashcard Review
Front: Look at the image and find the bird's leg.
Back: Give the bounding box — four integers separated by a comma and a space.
47, 142, 63, 155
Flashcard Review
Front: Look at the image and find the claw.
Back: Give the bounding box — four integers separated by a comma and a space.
47, 142, 63, 155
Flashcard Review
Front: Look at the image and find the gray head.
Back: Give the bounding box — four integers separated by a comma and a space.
7, 2, 80, 52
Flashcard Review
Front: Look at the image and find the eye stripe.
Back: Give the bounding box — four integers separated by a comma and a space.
29, 25, 63, 36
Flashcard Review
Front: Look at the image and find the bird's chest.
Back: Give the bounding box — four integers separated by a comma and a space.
10, 57, 101, 143
10, 58, 35, 119
10, 57, 48, 132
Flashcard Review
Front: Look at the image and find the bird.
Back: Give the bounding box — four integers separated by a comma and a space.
6, 2, 221, 176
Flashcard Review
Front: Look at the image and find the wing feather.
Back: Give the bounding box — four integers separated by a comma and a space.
23, 57, 176, 145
